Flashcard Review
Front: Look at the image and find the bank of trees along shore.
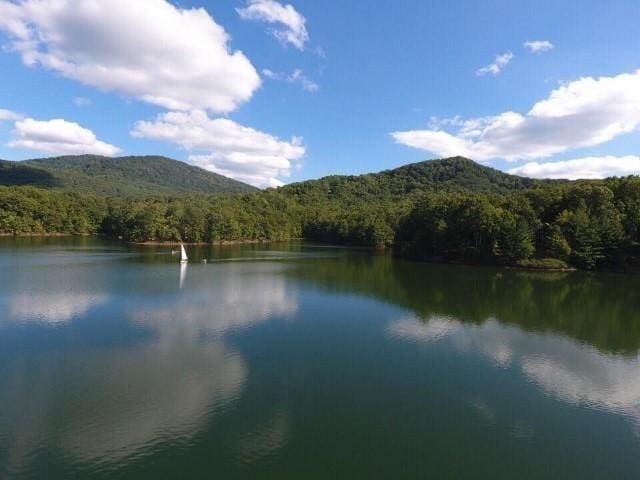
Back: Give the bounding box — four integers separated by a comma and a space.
397, 179, 640, 270
1, 157, 639, 271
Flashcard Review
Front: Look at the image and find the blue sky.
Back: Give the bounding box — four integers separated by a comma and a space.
0, 0, 639, 187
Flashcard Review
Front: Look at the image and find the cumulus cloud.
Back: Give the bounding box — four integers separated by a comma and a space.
508, 156, 640, 179
73, 97, 92, 107
476, 51, 514, 76
392, 69, 640, 162
524, 40, 554, 54
0, 0, 260, 112
0, 108, 21, 121
237, 0, 309, 50
262, 68, 319, 92
8, 118, 121, 156
131, 110, 305, 187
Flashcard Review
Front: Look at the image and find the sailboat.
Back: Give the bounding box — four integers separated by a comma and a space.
180, 244, 188, 264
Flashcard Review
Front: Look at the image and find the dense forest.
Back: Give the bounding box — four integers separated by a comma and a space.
1, 156, 639, 271
0, 155, 256, 195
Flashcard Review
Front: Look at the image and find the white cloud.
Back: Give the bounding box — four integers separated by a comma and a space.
131, 110, 305, 188
508, 156, 640, 179
392, 69, 640, 162
73, 97, 92, 107
0, 108, 21, 121
476, 51, 514, 76
0, 0, 260, 113
8, 117, 121, 156
237, 0, 309, 50
524, 40, 554, 54
262, 68, 278, 79
262, 68, 319, 92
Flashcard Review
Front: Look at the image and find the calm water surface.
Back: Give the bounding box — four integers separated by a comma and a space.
1, 237, 640, 479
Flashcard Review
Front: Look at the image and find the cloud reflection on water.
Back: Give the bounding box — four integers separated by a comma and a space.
0, 261, 299, 475
2, 262, 110, 325
8, 292, 109, 324
388, 315, 640, 424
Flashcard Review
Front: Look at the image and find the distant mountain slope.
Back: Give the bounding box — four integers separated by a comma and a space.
281, 157, 560, 200
0, 155, 558, 199
0, 155, 256, 196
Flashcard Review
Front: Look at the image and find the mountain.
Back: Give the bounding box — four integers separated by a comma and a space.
2, 154, 637, 271
0, 155, 256, 196
0, 155, 555, 198
280, 156, 560, 200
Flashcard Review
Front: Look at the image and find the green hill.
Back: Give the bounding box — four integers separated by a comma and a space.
280, 156, 560, 201
0, 155, 256, 196
1, 155, 638, 271
0, 155, 555, 198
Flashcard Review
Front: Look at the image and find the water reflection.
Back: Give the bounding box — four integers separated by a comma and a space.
1, 339, 245, 474
179, 262, 187, 290
469, 398, 497, 425
389, 315, 640, 424
130, 262, 298, 336
289, 254, 640, 355
1, 257, 110, 325
290, 253, 640, 431
2, 240, 640, 478
8, 292, 109, 324
0, 250, 298, 477
232, 412, 291, 466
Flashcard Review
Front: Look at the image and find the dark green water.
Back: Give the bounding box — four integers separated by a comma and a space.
1, 237, 640, 479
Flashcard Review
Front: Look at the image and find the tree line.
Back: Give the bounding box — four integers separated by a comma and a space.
396, 179, 640, 269
1, 175, 639, 270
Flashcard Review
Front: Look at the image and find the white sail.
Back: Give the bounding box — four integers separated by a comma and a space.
180, 244, 188, 263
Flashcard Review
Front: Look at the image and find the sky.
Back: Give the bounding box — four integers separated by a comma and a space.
0, 0, 639, 188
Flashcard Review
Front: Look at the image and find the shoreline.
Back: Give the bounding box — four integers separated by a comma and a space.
0, 232, 301, 246
398, 256, 579, 273
0, 232, 90, 237
1, 232, 637, 273
134, 238, 303, 246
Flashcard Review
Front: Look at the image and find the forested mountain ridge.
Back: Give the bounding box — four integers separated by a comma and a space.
0, 155, 555, 198
1, 156, 638, 271
0, 155, 256, 196
281, 157, 561, 201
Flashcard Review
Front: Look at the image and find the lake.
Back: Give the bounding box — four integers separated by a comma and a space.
1, 237, 640, 479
